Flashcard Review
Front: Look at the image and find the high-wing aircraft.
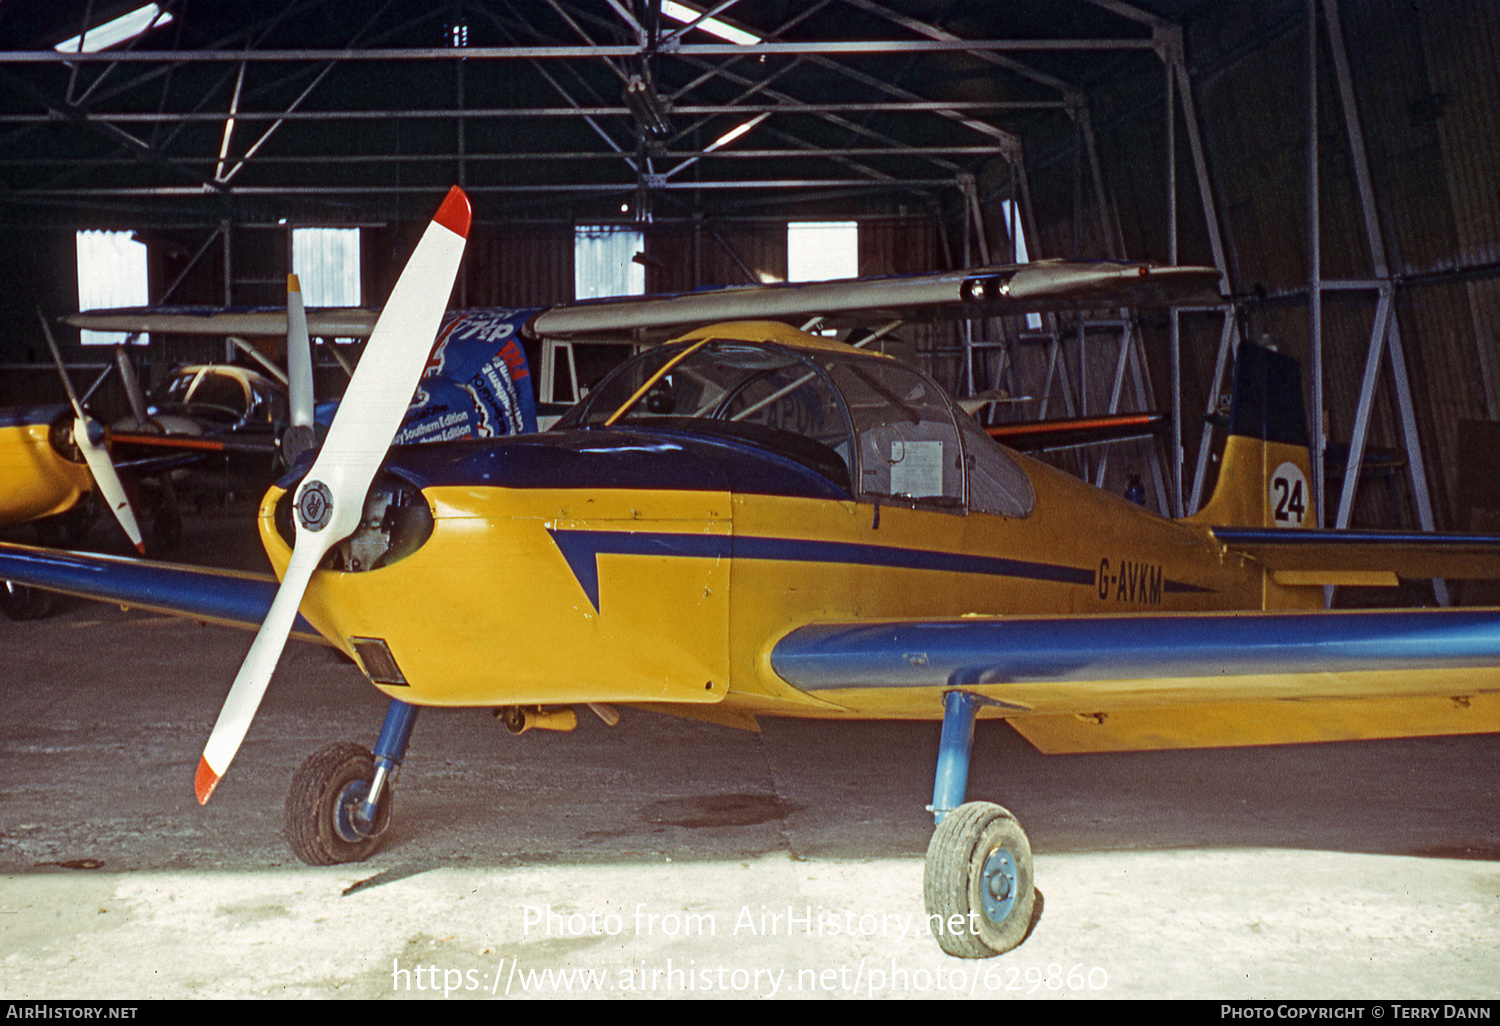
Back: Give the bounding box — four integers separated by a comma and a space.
7, 186, 1500, 960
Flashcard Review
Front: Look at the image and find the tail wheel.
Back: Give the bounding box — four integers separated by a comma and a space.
923, 801, 1035, 958
285, 741, 392, 866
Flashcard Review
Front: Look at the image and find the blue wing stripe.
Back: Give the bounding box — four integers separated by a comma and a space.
0, 543, 317, 636
771, 610, 1500, 690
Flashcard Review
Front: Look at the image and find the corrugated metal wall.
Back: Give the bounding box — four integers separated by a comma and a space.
1018, 0, 1500, 531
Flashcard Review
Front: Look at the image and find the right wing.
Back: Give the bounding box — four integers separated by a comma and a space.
769, 607, 1500, 754
0, 541, 319, 640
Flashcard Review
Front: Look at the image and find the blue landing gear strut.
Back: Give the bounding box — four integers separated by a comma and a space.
285, 699, 420, 866
922, 690, 1036, 958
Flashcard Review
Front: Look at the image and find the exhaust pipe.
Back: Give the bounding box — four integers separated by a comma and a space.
495, 706, 578, 735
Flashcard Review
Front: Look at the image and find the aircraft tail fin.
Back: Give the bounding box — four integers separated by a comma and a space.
1187, 341, 1314, 530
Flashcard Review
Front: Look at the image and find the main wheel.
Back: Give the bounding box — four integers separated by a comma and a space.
285, 741, 392, 866
923, 801, 1035, 958
1, 581, 57, 621
146, 482, 182, 554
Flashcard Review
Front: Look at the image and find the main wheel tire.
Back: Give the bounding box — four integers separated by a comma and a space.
1, 581, 57, 621
923, 801, 1035, 958
285, 741, 392, 866
147, 483, 182, 554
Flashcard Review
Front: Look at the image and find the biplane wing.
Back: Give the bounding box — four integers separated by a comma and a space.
64, 258, 1223, 342
527, 259, 1224, 338
62, 305, 381, 339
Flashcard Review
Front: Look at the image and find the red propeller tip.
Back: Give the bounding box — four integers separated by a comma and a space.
194, 757, 221, 805
434, 186, 471, 239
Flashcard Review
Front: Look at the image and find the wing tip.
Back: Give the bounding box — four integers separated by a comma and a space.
194, 756, 221, 805
434, 186, 471, 239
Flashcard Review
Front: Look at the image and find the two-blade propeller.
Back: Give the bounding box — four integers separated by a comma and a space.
36, 311, 145, 554
282, 273, 318, 467
195, 186, 472, 804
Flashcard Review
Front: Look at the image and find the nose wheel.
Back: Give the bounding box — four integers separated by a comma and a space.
284, 741, 391, 865
285, 699, 419, 866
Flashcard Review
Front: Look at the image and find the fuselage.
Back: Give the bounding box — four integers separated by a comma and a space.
255, 327, 1316, 726
0, 406, 92, 526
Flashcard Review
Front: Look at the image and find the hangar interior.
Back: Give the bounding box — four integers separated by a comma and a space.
1, 0, 1497, 550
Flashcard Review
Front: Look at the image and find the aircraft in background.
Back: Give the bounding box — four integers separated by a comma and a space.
68, 252, 1213, 436
11, 186, 1498, 958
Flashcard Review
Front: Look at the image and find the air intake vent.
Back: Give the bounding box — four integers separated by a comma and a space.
351, 637, 408, 686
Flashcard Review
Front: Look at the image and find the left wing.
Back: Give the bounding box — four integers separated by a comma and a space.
1212, 527, 1500, 587
770, 607, 1500, 753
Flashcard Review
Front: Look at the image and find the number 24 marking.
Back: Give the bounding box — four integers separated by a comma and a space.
1272, 475, 1305, 524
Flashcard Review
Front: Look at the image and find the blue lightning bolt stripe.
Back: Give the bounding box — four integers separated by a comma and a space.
545, 528, 1206, 612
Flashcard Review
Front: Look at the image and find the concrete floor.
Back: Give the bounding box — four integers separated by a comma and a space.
1, 509, 1498, 1000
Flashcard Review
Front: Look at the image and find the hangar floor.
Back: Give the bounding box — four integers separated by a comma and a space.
1, 504, 1498, 1000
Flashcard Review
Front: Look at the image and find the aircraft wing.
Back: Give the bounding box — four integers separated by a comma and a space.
64, 306, 381, 338
530, 259, 1222, 338
769, 607, 1500, 753
988, 412, 1166, 452
64, 260, 1221, 342
1212, 527, 1500, 587
0, 542, 321, 640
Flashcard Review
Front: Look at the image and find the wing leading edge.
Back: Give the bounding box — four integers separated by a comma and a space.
770, 609, 1500, 752
0, 542, 319, 639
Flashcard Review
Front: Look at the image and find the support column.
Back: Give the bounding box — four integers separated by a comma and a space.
1323, 0, 1449, 602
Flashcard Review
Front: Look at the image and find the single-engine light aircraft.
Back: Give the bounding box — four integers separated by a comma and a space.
7, 186, 1500, 960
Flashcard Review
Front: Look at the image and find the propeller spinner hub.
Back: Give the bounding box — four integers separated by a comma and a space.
297, 480, 334, 532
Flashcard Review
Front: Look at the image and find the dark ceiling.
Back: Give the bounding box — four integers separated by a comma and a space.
0, 0, 1222, 226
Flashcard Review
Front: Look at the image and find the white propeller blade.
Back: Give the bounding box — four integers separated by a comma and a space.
37, 311, 144, 553
282, 274, 317, 466
76, 416, 144, 554
195, 186, 471, 804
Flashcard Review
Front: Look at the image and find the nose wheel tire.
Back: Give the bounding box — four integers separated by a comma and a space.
285, 741, 392, 866
923, 801, 1035, 958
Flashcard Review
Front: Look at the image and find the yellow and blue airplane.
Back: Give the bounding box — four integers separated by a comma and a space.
5, 186, 1500, 960
0, 324, 152, 617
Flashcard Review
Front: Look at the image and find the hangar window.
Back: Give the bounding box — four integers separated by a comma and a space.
575, 226, 645, 300
661, 2, 761, 45
76, 231, 149, 346
292, 227, 362, 308
55, 4, 174, 53
1000, 199, 1042, 331
788, 221, 858, 283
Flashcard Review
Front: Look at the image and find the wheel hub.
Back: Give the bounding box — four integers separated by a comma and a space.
333, 779, 376, 843
979, 847, 1018, 924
